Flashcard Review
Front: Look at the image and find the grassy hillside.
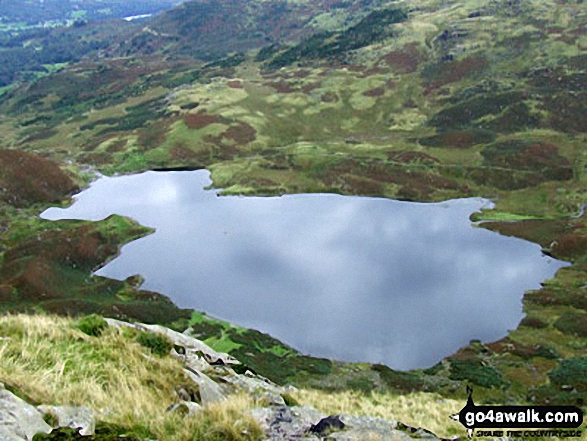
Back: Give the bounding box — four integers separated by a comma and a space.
122, 0, 388, 60
0, 314, 469, 439
0, 20, 139, 88
0, 0, 585, 421
0, 314, 263, 440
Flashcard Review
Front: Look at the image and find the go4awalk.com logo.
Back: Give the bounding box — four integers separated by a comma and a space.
451, 387, 584, 438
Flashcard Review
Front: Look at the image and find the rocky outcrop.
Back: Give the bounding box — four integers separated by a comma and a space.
1, 318, 446, 440
104, 318, 239, 366
251, 404, 326, 440
0, 383, 97, 440
249, 405, 437, 441
105, 318, 287, 410
37, 405, 95, 436
103, 318, 447, 440
0, 382, 53, 440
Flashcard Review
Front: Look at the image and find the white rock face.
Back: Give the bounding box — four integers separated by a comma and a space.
0, 382, 52, 440
183, 368, 227, 405
37, 405, 96, 436
104, 318, 238, 365
104, 317, 288, 409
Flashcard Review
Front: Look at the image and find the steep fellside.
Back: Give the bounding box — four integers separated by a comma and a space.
119, 0, 389, 60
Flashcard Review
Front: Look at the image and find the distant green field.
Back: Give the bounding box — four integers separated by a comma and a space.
70, 10, 87, 19
0, 83, 16, 96
41, 63, 69, 73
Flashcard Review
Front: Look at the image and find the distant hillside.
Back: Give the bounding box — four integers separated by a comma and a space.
118, 0, 389, 60
0, 20, 137, 87
0, 0, 182, 25
0, 0, 385, 87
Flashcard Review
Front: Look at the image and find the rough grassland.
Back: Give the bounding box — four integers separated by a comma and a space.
293, 389, 463, 438
0, 314, 493, 439
0, 314, 263, 441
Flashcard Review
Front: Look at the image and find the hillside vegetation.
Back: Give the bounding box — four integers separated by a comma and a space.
0, 313, 265, 440
0, 0, 585, 430
0, 314, 465, 439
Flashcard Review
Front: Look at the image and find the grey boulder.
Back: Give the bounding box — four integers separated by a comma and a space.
37, 405, 95, 436
0, 382, 52, 440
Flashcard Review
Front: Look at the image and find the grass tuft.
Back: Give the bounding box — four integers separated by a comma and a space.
135, 330, 174, 357
75, 314, 109, 337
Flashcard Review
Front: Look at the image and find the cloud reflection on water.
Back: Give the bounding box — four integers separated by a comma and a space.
42, 170, 568, 370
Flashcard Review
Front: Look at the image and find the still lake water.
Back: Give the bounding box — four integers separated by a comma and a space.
41, 170, 568, 370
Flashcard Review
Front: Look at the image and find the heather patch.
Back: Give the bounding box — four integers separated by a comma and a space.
481, 140, 572, 181
184, 111, 223, 130
0, 150, 78, 208
380, 44, 425, 73
422, 55, 488, 90
226, 80, 244, 89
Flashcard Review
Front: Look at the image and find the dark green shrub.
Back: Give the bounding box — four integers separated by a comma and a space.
423, 362, 444, 376
529, 384, 587, 406
33, 427, 82, 440
346, 376, 375, 392
554, 312, 587, 337
231, 363, 255, 375
135, 331, 173, 356
94, 422, 151, 440
75, 314, 108, 337
519, 315, 548, 329
372, 364, 427, 392
549, 357, 587, 391
448, 358, 506, 389
42, 412, 58, 428
533, 345, 559, 360
290, 355, 332, 376
190, 322, 224, 339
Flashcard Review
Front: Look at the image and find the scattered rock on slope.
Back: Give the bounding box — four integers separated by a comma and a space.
0, 382, 52, 440
1, 318, 448, 440
250, 404, 433, 440
102, 318, 446, 440
37, 405, 96, 436
105, 317, 285, 407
